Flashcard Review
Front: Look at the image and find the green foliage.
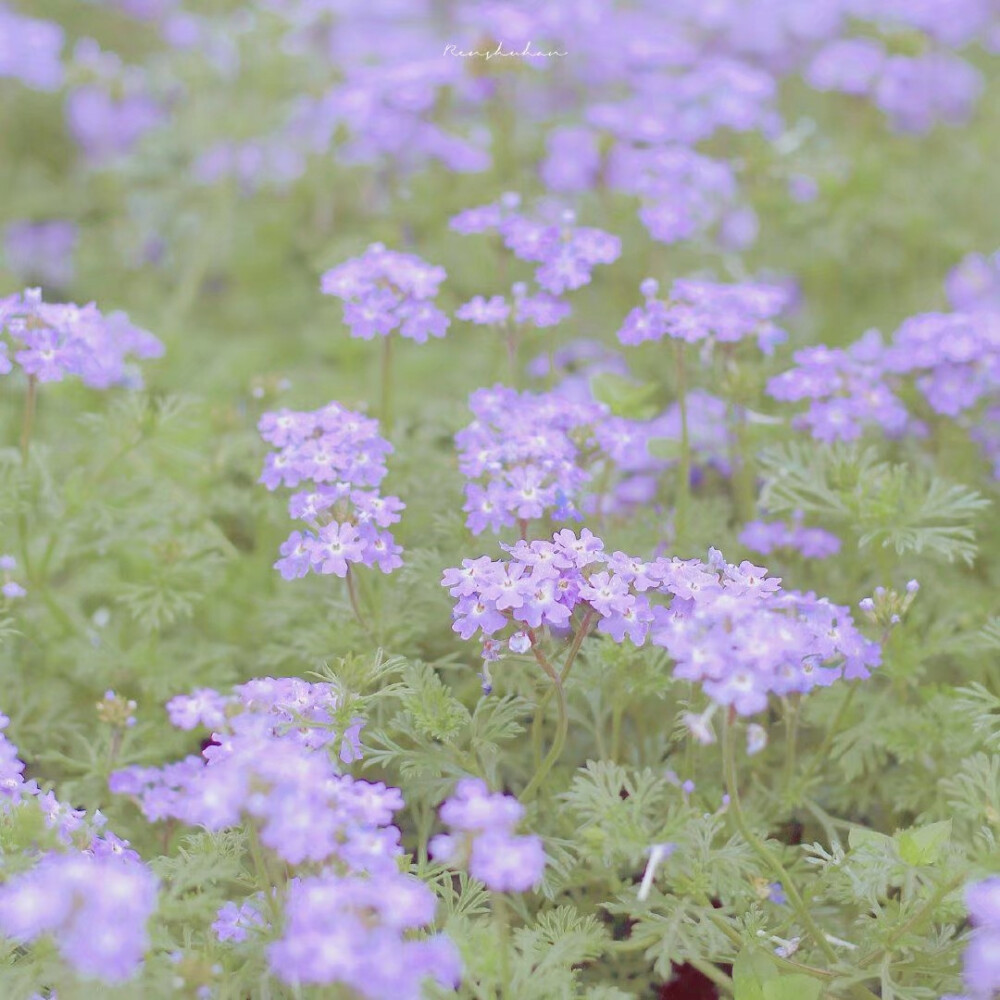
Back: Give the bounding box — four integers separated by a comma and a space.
758, 442, 991, 562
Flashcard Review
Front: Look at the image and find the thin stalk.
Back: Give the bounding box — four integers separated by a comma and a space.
345, 568, 372, 637
520, 646, 568, 803
722, 718, 840, 966
674, 342, 691, 552
380, 335, 394, 435
528, 611, 595, 770
492, 892, 512, 997
610, 700, 624, 762
20, 375, 37, 460
856, 873, 963, 969
688, 957, 734, 995
796, 682, 858, 793
782, 696, 800, 787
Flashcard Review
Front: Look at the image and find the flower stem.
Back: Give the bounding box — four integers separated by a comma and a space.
521, 645, 568, 803
722, 716, 840, 967
674, 342, 691, 553
380, 334, 394, 435
345, 567, 372, 636
19, 375, 37, 460
492, 891, 512, 996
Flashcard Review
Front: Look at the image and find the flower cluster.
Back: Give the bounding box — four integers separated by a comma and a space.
766, 329, 911, 442
649, 548, 880, 716
111, 677, 397, 869
606, 145, 743, 247
258, 401, 404, 579
451, 194, 621, 297
430, 778, 546, 892
455, 282, 571, 331
0, 6, 64, 91
739, 515, 842, 560
0, 288, 163, 388
320, 243, 449, 343
617, 277, 789, 353
0, 852, 158, 982
444, 532, 879, 716
268, 871, 461, 996
4, 220, 77, 288
952, 877, 1000, 1000
807, 41, 982, 133
456, 386, 605, 534
947, 250, 1000, 314
768, 310, 999, 450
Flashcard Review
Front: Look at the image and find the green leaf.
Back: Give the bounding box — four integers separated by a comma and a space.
589, 373, 659, 420
848, 826, 894, 852
763, 976, 822, 1000
895, 819, 952, 866
733, 948, 778, 1000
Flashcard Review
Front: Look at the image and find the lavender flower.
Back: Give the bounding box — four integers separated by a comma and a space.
258, 402, 404, 578
268, 871, 461, 995
4, 220, 77, 288
960, 877, 1000, 1000
112, 677, 392, 869
618, 277, 789, 354
321, 244, 449, 343
0, 853, 157, 982
0, 289, 163, 389
431, 779, 546, 893
444, 535, 879, 716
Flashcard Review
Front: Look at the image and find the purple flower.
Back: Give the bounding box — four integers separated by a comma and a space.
0, 853, 157, 982
434, 780, 546, 893
259, 402, 404, 578
321, 244, 449, 343
469, 831, 547, 892
618, 278, 789, 353
4, 220, 77, 288
268, 872, 461, 994
0, 9, 64, 91
0, 290, 163, 389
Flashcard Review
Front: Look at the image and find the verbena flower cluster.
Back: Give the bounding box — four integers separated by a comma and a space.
617, 277, 790, 353
110, 678, 461, 994
443, 530, 878, 715
740, 515, 842, 560
768, 304, 1000, 471
430, 778, 546, 893
0, 852, 157, 982
456, 385, 604, 534
451, 194, 621, 299
0, 713, 154, 982
111, 677, 382, 865
259, 402, 404, 579
953, 877, 1000, 1000
268, 871, 461, 996
0, 288, 163, 388
320, 244, 449, 343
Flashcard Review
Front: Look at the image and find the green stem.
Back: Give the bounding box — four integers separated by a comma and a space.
380, 335, 394, 435
796, 682, 858, 794
20, 375, 37, 460
493, 892, 512, 997
610, 700, 624, 762
346, 568, 373, 637
520, 645, 568, 803
528, 611, 595, 769
688, 957, 734, 995
782, 697, 800, 788
675, 342, 691, 553
722, 718, 840, 966
856, 874, 963, 969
